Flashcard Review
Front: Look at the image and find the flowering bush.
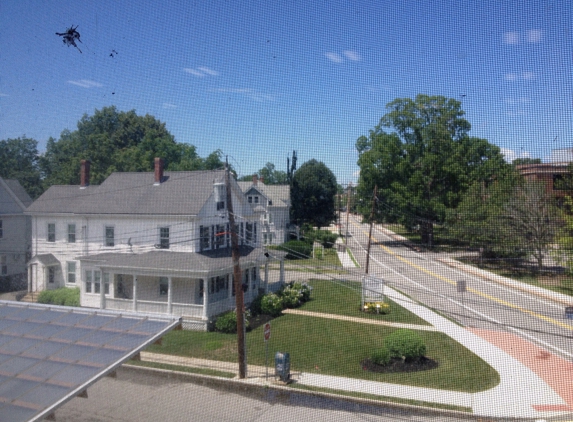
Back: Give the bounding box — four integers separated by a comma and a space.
261, 293, 283, 317
281, 287, 303, 308
362, 301, 391, 314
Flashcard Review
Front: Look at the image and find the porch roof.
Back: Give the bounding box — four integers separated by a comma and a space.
29, 253, 60, 267
77, 247, 285, 277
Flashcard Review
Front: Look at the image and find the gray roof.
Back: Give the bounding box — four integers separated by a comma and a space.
27, 170, 226, 216
77, 247, 284, 276
31, 253, 60, 267
237, 182, 290, 207
0, 300, 179, 422
3, 179, 33, 208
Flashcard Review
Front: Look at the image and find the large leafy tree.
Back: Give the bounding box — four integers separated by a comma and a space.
0, 137, 42, 198
40, 106, 224, 188
291, 159, 337, 228
356, 94, 506, 243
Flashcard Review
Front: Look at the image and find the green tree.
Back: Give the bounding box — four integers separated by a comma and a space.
0, 137, 43, 198
291, 159, 337, 228
513, 157, 542, 165
258, 162, 287, 184
39, 106, 226, 188
356, 94, 506, 243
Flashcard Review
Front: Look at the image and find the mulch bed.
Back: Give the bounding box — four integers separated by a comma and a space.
361, 357, 439, 373
248, 314, 275, 330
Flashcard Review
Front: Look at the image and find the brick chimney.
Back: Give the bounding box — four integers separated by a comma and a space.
154, 157, 164, 185
80, 160, 90, 189
252, 174, 258, 186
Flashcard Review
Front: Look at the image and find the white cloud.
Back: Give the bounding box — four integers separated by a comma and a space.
184, 68, 205, 77
547, 148, 573, 163
325, 52, 343, 63
211, 88, 274, 102
197, 66, 219, 76
503, 32, 520, 44
67, 80, 103, 88
343, 50, 361, 61
527, 29, 543, 43
0, 93, 8, 97
522, 71, 536, 80
184, 67, 219, 77
500, 147, 531, 163
163, 103, 177, 109
504, 73, 517, 81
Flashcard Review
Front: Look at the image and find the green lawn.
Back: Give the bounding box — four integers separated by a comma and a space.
147, 279, 499, 392
290, 247, 342, 267
302, 279, 430, 325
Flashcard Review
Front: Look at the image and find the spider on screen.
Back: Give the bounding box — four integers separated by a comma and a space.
56, 25, 83, 53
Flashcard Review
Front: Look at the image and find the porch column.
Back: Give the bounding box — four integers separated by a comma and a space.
167, 277, 173, 314
279, 259, 285, 284
202, 279, 208, 319
99, 275, 105, 310
133, 275, 138, 312
264, 261, 269, 293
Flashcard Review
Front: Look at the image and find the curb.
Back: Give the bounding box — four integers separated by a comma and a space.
119, 363, 495, 420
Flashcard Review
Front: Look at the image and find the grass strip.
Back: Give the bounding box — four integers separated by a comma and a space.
289, 383, 472, 413
126, 359, 236, 378
347, 248, 360, 267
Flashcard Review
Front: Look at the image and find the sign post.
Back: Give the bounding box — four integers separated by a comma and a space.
263, 322, 271, 380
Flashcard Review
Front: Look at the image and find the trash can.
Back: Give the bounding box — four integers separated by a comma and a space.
274, 352, 290, 382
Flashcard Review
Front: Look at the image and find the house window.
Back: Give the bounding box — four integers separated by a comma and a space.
200, 226, 210, 251
209, 277, 215, 294
0, 220, 3, 238
68, 224, 76, 243
217, 201, 225, 210
48, 267, 55, 284
246, 223, 253, 245
1, 256, 6, 275
252, 267, 257, 289
215, 224, 226, 248
248, 196, 253, 203
254, 196, 259, 204
67, 262, 76, 283
159, 227, 170, 249
240, 222, 244, 245
47, 223, 55, 242
159, 277, 168, 295
94, 270, 101, 293
103, 272, 110, 294
105, 226, 114, 247
85, 270, 92, 293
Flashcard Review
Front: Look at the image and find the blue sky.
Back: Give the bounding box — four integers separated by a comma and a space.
1, 0, 571, 185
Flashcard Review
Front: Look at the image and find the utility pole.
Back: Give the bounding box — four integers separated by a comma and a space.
365, 185, 377, 274
345, 183, 352, 247
226, 158, 246, 379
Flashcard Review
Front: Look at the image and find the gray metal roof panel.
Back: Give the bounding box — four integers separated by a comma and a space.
0, 301, 180, 422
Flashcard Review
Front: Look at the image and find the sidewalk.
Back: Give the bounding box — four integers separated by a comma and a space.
138, 286, 571, 419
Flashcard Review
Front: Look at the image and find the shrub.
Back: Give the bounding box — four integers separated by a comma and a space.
281, 286, 303, 308
215, 310, 250, 334
277, 240, 312, 260
362, 301, 391, 314
371, 347, 392, 366
249, 293, 264, 317
261, 293, 283, 317
37, 287, 80, 307
316, 231, 338, 249
284, 281, 312, 303
384, 329, 427, 362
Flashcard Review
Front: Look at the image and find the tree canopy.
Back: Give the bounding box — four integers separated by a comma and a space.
0, 137, 42, 198
356, 94, 507, 242
291, 159, 337, 228
39, 106, 225, 189
239, 162, 288, 185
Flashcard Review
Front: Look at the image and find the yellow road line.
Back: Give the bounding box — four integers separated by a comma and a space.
355, 221, 573, 331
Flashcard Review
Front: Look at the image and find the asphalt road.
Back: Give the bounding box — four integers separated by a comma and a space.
53, 367, 479, 422
345, 215, 573, 362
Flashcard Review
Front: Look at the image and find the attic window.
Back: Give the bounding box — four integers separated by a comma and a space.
217, 201, 225, 210
268, 200, 272, 205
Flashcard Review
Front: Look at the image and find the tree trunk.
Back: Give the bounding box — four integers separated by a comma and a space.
420, 222, 434, 246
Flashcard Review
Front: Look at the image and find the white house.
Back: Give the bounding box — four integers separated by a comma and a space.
26, 159, 285, 330
0, 178, 32, 291
238, 175, 290, 246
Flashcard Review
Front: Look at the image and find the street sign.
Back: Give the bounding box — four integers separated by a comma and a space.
263, 322, 271, 341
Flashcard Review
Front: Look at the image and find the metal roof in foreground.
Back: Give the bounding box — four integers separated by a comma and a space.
0, 300, 181, 422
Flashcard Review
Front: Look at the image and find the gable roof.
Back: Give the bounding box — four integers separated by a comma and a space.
237, 182, 290, 207
26, 170, 227, 216
3, 179, 33, 207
